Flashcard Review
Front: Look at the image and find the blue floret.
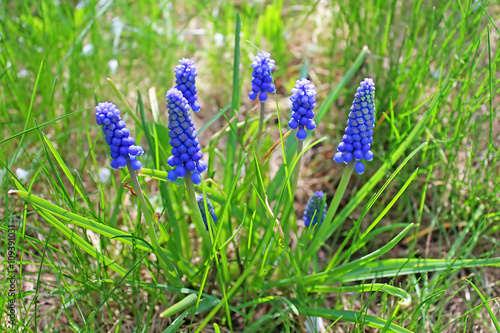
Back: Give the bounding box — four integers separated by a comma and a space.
333, 78, 375, 174
166, 88, 207, 185
248, 52, 276, 102
304, 191, 327, 227
288, 78, 317, 140
175, 58, 201, 112
95, 101, 144, 170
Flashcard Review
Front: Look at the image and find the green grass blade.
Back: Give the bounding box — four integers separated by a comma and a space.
42, 134, 92, 209
107, 78, 142, 127
297, 306, 413, 333
8, 189, 154, 253
339, 258, 500, 283
266, 223, 414, 288
308, 284, 411, 307
465, 279, 500, 332
224, 12, 241, 191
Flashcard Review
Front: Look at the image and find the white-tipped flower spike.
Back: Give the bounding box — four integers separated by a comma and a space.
333, 78, 375, 175
288, 78, 317, 140
175, 58, 201, 112
249, 52, 276, 102
166, 88, 207, 185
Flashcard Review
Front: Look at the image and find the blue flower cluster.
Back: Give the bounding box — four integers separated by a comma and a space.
248, 52, 276, 102
333, 78, 375, 175
196, 194, 217, 230
288, 78, 317, 140
175, 58, 200, 112
304, 191, 326, 227
95, 101, 144, 170
166, 88, 207, 185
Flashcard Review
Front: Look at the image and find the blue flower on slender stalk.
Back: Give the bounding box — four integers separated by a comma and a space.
288, 78, 317, 140
175, 58, 200, 112
197, 194, 217, 230
95, 101, 144, 170
303, 191, 327, 227
166, 88, 207, 185
333, 78, 375, 175
249, 52, 276, 101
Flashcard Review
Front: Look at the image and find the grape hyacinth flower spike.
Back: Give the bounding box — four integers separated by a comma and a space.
175, 58, 200, 112
333, 78, 375, 175
197, 194, 217, 230
166, 88, 211, 253
95, 101, 180, 286
166, 88, 207, 185
248, 51, 276, 102
288, 78, 317, 140
303, 191, 327, 227
94, 101, 144, 170
249, 51, 276, 136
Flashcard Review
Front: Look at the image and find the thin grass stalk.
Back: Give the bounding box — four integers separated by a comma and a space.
258, 101, 266, 136
126, 161, 181, 286
291, 139, 304, 198
279, 139, 303, 241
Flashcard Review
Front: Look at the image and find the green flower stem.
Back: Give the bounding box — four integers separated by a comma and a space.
258, 101, 266, 136
279, 139, 304, 240
324, 161, 355, 226
184, 176, 211, 257
291, 139, 304, 197
126, 161, 181, 286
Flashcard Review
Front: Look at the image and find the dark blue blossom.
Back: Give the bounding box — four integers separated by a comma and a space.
175, 58, 200, 112
166, 88, 207, 185
333, 78, 375, 175
248, 52, 276, 102
197, 194, 217, 230
304, 191, 326, 227
95, 101, 144, 170
288, 78, 317, 140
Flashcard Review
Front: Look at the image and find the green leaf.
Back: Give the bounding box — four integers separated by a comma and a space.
265, 223, 414, 288
8, 189, 155, 253
308, 284, 411, 307
42, 134, 92, 209
297, 306, 413, 333
340, 257, 500, 283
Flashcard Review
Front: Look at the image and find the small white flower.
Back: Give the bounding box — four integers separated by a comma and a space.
82, 43, 94, 56
98, 167, 111, 183
108, 59, 118, 73
214, 33, 224, 47
15, 168, 29, 182
18, 69, 29, 78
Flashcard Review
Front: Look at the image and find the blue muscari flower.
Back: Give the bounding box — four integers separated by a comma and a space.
175, 58, 200, 112
333, 78, 375, 175
304, 191, 326, 227
248, 51, 276, 102
166, 88, 207, 185
196, 194, 217, 230
288, 78, 317, 140
95, 101, 144, 170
